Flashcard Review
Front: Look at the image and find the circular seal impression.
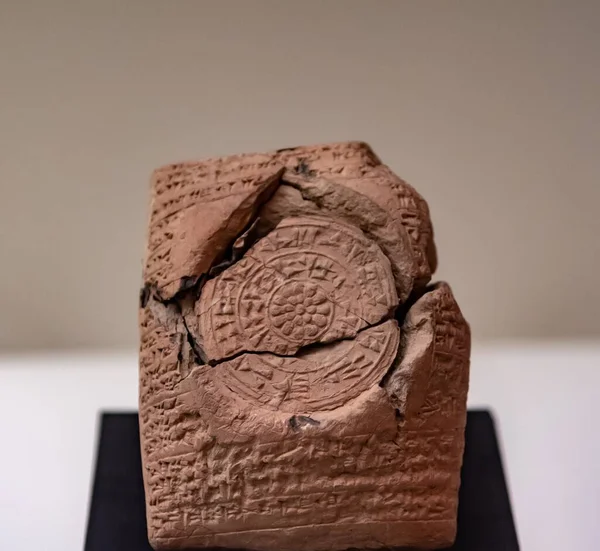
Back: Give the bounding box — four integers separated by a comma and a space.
198, 216, 398, 361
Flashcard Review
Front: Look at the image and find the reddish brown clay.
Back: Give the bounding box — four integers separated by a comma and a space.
139, 142, 470, 551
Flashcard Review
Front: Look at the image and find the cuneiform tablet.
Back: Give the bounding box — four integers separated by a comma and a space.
139, 141, 470, 551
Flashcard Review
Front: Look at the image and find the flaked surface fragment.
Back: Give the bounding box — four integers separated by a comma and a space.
275, 142, 437, 285
144, 161, 284, 300
139, 141, 470, 551
256, 183, 321, 232
384, 282, 471, 426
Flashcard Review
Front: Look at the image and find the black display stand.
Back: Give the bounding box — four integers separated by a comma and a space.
84, 411, 519, 551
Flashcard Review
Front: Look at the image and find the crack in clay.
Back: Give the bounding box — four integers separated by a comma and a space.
289, 415, 320, 430
378, 283, 438, 390
181, 312, 207, 365
208, 216, 263, 278
144, 280, 209, 367
207, 316, 395, 367
139, 283, 152, 308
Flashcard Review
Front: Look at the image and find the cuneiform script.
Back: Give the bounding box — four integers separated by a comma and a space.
139, 142, 470, 551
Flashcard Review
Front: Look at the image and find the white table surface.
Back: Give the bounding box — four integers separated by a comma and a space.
0, 345, 598, 551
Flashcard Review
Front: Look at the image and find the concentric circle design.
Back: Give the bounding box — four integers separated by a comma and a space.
199, 216, 397, 361
268, 281, 333, 342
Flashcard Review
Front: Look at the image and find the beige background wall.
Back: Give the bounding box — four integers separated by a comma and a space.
1, 1, 599, 351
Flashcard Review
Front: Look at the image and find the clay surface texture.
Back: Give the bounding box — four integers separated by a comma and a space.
139, 142, 470, 551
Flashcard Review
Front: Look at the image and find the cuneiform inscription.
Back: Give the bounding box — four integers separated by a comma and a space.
139, 142, 469, 551
199, 216, 398, 361
214, 320, 400, 412
143, 426, 463, 537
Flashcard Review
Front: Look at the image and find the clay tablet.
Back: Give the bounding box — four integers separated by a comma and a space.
139, 142, 470, 551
